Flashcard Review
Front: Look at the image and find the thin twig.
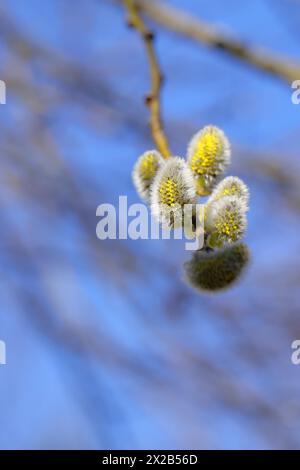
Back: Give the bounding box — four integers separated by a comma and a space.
134, 0, 300, 84
123, 0, 171, 158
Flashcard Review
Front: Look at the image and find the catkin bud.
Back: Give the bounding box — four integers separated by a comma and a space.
151, 157, 197, 229
205, 196, 247, 248
184, 243, 250, 292
207, 176, 249, 208
132, 150, 164, 201
187, 125, 231, 196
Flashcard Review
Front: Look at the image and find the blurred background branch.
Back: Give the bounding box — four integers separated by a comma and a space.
126, 0, 300, 84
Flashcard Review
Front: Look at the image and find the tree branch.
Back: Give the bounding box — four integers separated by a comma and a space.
123, 0, 171, 158
134, 0, 300, 84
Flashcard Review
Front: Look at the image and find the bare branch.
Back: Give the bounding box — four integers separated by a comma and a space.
123, 0, 171, 158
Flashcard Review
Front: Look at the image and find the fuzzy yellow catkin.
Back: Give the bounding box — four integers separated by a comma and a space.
151, 157, 197, 229
207, 176, 249, 207
187, 125, 231, 196
132, 150, 164, 201
205, 195, 247, 248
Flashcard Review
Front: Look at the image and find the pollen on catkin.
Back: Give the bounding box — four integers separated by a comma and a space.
132, 150, 164, 201
187, 125, 231, 196
207, 176, 249, 208
184, 243, 250, 292
205, 196, 247, 247
150, 157, 197, 228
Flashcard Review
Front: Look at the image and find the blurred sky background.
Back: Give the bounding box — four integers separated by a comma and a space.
0, 0, 300, 450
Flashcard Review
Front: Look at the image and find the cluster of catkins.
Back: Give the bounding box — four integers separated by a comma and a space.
132, 125, 250, 292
